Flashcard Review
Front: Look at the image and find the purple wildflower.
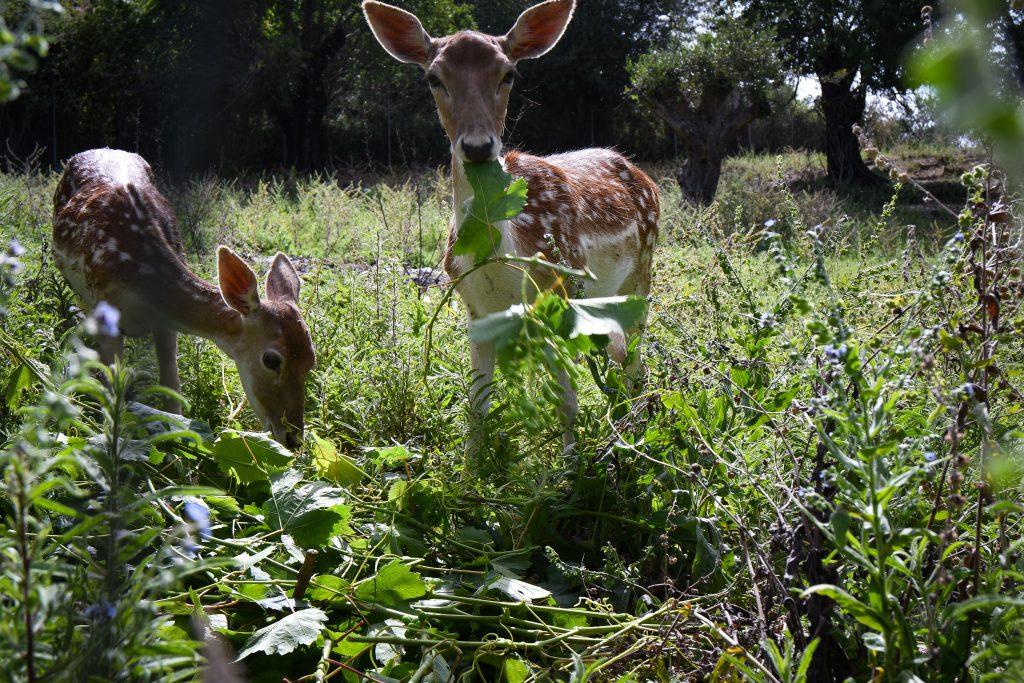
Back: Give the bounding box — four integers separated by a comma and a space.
183, 499, 212, 539
91, 301, 120, 337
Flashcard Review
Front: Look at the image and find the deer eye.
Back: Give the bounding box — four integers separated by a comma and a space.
426, 73, 444, 89
262, 351, 283, 372
501, 71, 515, 86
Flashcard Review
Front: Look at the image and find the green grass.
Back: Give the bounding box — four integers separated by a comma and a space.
2, 147, 1022, 681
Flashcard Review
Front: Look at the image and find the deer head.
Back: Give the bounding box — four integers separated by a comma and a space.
217, 247, 315, 448
363, 0, 576, 162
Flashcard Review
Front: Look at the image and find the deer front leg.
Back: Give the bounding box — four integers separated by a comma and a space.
154, 329, 183, 415
467, 337, 496, 454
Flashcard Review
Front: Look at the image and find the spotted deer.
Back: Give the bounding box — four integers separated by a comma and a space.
363, 0, 659, 449
52, 148, 315, 447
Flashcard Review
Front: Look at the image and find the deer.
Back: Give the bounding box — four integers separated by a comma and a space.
52, 148, 316, 448
363, 0, 659, 450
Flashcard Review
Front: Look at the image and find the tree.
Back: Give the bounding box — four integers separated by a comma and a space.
745, 0, 921, 185
628, 17, 782, 203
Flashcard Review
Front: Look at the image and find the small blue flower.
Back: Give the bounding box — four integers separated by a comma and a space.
764, 219, 778, 228
91, 301, 120, 337
84, 601, 117, 621
823, 344, 848, 362
183, 500, 212, 539
953, 232, 964, 243
924, 451, 937, 463
7, 239, 25, 257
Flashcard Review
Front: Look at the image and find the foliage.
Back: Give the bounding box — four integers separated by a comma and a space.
628, 16, 782, 202
1, 141, 1022, 680
0, 0, 60, 101
742, 0, 922, 183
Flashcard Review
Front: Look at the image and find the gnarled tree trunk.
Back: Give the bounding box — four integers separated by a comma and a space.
818, 67, 882, 185
676, 150, 725, 205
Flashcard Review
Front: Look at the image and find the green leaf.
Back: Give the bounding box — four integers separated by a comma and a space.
565, 296, 647, 340
262, 469, 351, 548
795, 638, 820, 683
362, 444, 412, 466
236, 608, 328, 659
3, 363, 31, 409
830, 508, 851, 549
453, 160, 528, 264
310, 434, 365, 487
469, 295, 647, 351
483, 574, 551, 602
354, 560, 426, 607
211, 431, 292, 484
503, 657, 530, 683
802, 584, 888, 632
943, 595, 1024, 622
307, 575, 350, 603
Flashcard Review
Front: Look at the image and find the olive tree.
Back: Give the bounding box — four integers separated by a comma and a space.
628, 18, 782, 204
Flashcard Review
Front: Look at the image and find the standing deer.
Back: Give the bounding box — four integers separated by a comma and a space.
52, 148, 315, 448
363, 0, 659, 449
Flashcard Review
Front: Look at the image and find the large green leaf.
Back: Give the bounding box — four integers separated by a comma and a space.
262, 469, 351, 548
354, 560, 426, 607
310, 433, 365, 487
236, 608, 328, 659
211, 431, 292, 484
453, 160, 528, 264
565, 296, 647, 340
470, 295, 647, 349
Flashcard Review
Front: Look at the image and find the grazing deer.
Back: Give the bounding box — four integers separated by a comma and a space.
52, 148, 315, 448
363, 0, 659, 449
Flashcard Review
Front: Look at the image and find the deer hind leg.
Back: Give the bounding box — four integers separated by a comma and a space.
154, 329, 183, 414
466, 337, 496, 454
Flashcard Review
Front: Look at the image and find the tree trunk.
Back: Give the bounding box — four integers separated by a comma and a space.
676, 150, 724, 205
818, 70, 882, 186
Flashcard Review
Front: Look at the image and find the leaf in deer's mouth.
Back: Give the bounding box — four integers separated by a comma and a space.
453, 160, 528, 265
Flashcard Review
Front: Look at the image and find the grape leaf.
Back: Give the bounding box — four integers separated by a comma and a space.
310, 434, 366, 487
470, 294, 647, 354
236, 608, 328, 659
262, 470, 351, 548
211, 431, 292, 484
354, 560, 426, 607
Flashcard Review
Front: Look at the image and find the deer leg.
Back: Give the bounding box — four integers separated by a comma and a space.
467, 338, 495, 454
154, 329, 183, 414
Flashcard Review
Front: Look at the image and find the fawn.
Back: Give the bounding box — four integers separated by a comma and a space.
52, 148, 315, 447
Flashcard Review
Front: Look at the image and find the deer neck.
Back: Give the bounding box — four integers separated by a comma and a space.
147, 259, 243, 353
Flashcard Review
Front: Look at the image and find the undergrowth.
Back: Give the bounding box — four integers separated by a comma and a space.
1, 150, 1022, 681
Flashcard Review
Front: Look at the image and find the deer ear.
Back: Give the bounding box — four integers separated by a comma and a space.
504, 0, 575, 61
363, 1, 434, 66
265, 252, 300, 303
217, 246, 260, 316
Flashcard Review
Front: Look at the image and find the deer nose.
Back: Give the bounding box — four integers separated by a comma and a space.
461, 137, 497, 163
